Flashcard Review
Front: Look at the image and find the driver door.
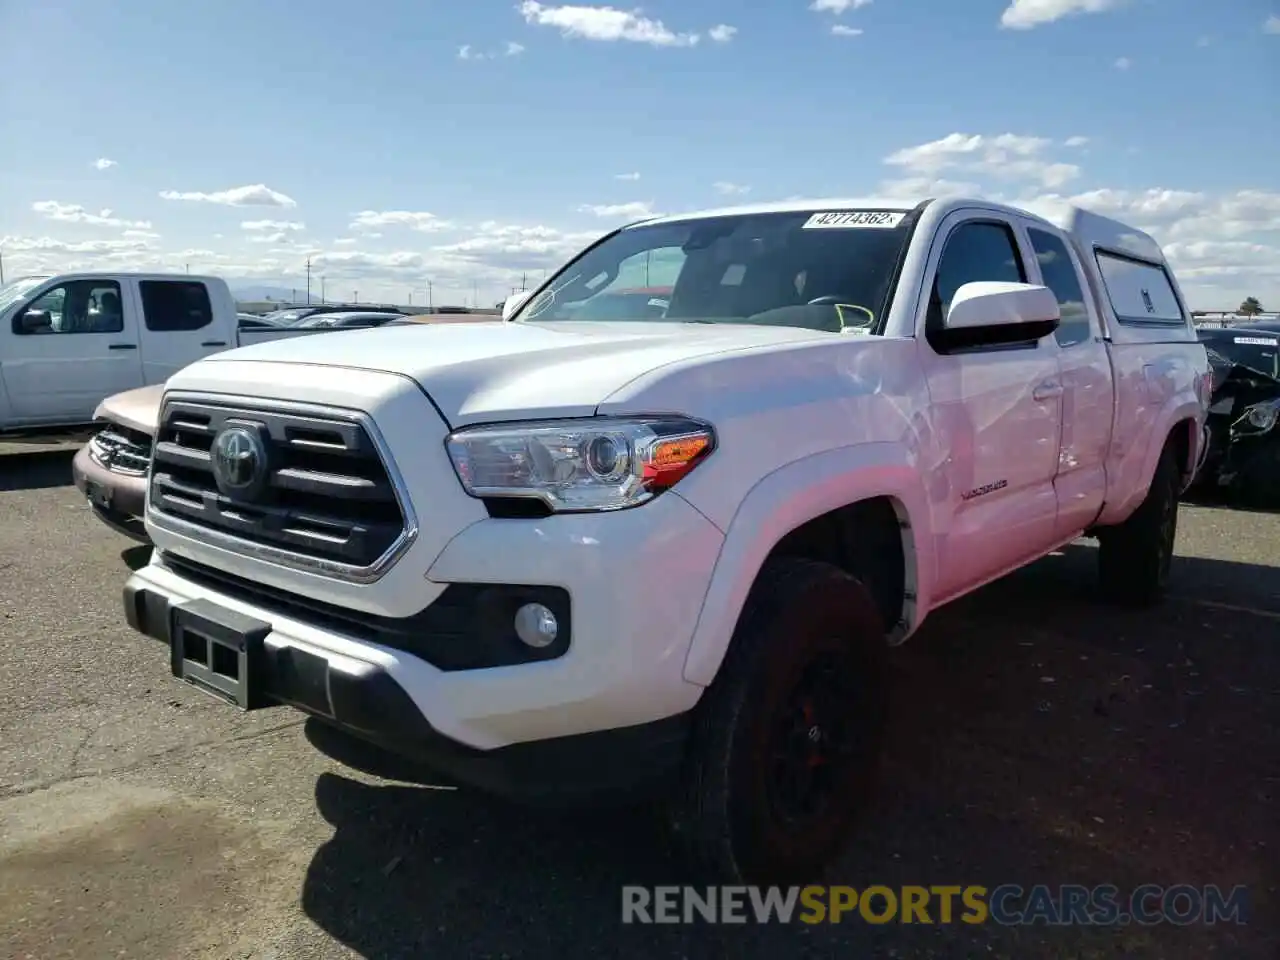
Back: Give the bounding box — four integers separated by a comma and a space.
5, 278, 144, 424
916, 213, 1065, 602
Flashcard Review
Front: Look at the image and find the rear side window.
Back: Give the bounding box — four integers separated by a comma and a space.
1027, 228, 1092, 348
139, 280, 213, 331
1094, 251, 1185, 325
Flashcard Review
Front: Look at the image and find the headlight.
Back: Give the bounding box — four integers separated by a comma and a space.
1238, 401, 1280, 434
446, 416, 715, 512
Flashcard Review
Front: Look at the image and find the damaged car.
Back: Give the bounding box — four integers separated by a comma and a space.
72, 384, 162, 542
1193, 323, 1280, 507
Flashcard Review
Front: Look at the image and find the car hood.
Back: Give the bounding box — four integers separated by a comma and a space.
94, 383, 164, 434
201, 320, 837, 425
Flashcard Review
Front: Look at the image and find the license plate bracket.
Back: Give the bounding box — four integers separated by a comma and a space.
169, 598, 271, 710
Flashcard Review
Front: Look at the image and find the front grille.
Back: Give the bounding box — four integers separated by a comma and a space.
148, 399, 407, 571
89, 425, 152, 476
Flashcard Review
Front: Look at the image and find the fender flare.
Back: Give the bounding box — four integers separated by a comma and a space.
681, 441, 933, 686
1104, 395, 1203, 524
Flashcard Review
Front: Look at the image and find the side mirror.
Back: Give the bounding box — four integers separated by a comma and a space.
935, 281, 1060, 351
502, 290, 533, 321
18, 309, 51, 333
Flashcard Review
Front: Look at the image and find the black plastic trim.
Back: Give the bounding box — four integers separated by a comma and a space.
157, 552, 572, 671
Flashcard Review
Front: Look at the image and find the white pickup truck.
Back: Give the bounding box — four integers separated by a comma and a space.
0, 271, 315, 435
121, 196, 1210, 884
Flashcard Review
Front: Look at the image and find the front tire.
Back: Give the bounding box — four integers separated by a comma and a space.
1097, 441, 1181, 606
668, 557, 889, 885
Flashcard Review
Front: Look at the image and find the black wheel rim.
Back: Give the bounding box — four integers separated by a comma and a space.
765, 650, 861, 829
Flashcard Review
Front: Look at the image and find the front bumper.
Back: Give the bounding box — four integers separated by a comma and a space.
123, 574, 689, 803
72, 443, 149, 542
123, 488, 725, 800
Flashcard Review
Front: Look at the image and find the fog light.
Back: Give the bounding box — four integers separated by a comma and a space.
514, 602, 558, 648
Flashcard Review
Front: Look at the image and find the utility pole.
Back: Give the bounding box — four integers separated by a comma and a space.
408, 292, 413, 306
320, 276, 325, 302
305, 257, 312, 304
520, 272, 527, 291
427, 280, 433, 311
0, 249, 5, 285
354, 290, 358, 303
185, 263, 190, 274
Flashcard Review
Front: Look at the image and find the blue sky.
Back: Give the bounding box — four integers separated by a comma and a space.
2, 0, 1278, 309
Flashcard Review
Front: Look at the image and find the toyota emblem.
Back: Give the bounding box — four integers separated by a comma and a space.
211, 425, 267, 497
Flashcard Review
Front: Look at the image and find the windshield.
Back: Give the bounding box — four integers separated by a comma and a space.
1203, 334, 1280, 380
516, 209, 913, 333
0, 275, 51, 312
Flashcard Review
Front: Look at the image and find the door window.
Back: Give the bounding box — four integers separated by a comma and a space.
139, 280, 214, 331
927, 220, 1027, 335
13, 280, 124, 334
1027, 228, 1092, 348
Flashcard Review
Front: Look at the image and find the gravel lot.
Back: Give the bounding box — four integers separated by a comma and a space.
1, 443, 1277, 959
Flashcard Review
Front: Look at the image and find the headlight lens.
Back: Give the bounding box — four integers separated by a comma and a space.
446, 416, 715, 512
1239, 401, 1280, 434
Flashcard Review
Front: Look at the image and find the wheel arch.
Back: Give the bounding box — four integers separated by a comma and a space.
681, 442, 932, 687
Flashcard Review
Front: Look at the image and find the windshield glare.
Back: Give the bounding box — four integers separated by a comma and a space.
517, 210, 911, 333
0, 275, 51, 312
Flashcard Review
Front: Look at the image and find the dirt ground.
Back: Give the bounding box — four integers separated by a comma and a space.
1, 445, 1277, 959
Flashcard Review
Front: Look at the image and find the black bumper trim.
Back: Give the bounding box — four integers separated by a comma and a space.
122, 581, 691, 804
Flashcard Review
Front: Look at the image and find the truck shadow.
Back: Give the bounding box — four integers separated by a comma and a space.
0, 448, 76, 492
299, 541, 1279, 959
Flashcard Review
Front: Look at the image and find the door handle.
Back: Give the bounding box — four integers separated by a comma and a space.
108, 343, 137, 350
1032, 380, 1063, 401
201, 340, 227, 347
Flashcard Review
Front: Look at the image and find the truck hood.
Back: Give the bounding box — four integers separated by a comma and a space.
94, 383, 164, 434
201, 320, 836, 425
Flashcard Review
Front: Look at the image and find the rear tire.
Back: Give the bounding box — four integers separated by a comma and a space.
667, 557, 889, 885
1097, 441, 1181, 607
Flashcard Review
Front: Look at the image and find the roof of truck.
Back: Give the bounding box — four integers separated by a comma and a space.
32, 271, 228, 285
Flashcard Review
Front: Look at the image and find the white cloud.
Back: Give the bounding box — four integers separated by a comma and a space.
884, 132, 1080, 188
123, 229, 161, 239
350, 210, 453, 232
999, 0, 1123, 30
458, 41, 525, 60
577, 201, 658, 219
1114, 56, 1131, 70
831, 24, 864, 36
242, 220, 304, 232
92, 158, 117, 170
615, 171, 641, 181
1064, 135, 1089, 147
708, 24, 737, 43
1264, 15, 1280, 34
712, 182, 750, 196
517, 1, 701, 47
810, 0, 872, 12
32, 200, 151, 230
159, 184, 297, 207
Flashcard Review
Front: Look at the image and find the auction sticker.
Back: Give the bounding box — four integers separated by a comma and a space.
1233, 336, 1278, 346
802, 210, 905, 229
